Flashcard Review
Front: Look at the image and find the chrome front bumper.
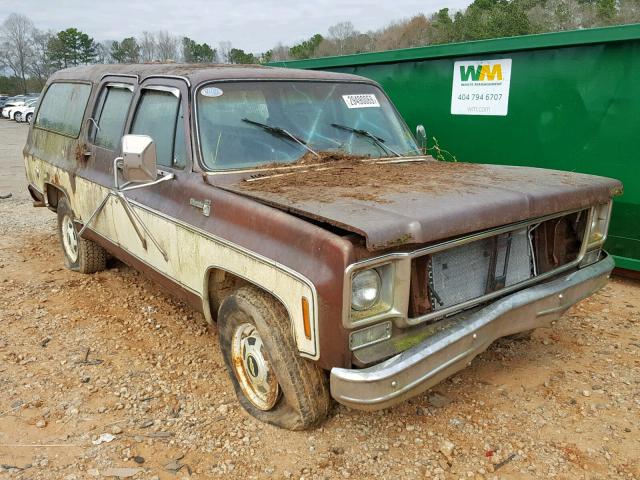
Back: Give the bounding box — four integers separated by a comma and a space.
330, 255, 614, 410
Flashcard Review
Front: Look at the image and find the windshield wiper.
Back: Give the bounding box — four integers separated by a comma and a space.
330, 123, 401, 157
242, 118, 319, 158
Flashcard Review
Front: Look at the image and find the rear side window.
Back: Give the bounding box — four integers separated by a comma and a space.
35, 83, 91, 137
131, 89, 183, 168
93, 86, 133, 150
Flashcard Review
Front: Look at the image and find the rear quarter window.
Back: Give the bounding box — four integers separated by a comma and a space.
35, 82, 91, 137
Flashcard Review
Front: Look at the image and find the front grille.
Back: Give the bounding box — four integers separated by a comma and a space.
428, 228, 532, 311
408, 209, 588, 320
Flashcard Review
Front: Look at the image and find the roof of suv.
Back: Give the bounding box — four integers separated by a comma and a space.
49, 63, 374, 86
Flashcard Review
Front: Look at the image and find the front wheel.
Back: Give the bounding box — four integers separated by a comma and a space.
25, 112, 33, 123
14, 112, 22, 122
56, 197, 107, 274
218, 286, 331, 430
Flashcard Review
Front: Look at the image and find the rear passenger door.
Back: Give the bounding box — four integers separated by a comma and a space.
81, 77, 135, 246
129, 85, 187, 171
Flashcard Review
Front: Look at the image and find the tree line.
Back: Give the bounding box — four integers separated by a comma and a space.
270, 0, 639, 61
1, 0, 638, 94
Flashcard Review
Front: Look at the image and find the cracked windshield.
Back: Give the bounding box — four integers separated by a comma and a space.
197, 81, 420, 170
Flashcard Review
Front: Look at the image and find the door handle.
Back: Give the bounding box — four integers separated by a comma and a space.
189, 198, 211, 217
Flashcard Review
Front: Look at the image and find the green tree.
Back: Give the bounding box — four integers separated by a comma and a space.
47, 27, 96, 68
259, 49, 273, 64
430, 8, 455, 44
289, 33, 323, 59
110, 37, 140, 63
182, 37, 216, 63
597, 0, 617, 22
228, 48, 256, 64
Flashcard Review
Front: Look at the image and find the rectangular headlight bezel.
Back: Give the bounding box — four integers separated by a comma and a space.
587, 202, 613, 250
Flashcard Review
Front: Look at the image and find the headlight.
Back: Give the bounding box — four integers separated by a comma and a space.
588, 203, 612, 247
351, 269, 381, 311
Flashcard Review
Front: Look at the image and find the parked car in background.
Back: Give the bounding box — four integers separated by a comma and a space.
0, 96, 10, 108
1, 95, 31, 118
2, 96, 38, 119
18, 104, 37, 124
13, 98, 39, 122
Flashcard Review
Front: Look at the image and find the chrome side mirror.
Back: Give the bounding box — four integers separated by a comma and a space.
415, 124, 427, 154
121, 134, 157, 183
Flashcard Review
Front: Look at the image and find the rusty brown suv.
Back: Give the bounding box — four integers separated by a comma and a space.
23, 64, 622, 429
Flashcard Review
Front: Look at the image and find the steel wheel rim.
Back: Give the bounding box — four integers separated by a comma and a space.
231, 322, 280, 411
62, 214, 79, 262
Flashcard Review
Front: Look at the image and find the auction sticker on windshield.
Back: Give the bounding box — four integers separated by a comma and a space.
451, 59, 512, 116
342, 94, 380, 109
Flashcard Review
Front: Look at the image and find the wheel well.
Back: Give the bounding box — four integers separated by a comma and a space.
206, 268, 250, 322
45, 183, 65, 212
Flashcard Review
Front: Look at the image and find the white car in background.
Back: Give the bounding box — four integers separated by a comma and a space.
11, 98, 38, 122
18, 104, 37, 124
1, 98, 27, 118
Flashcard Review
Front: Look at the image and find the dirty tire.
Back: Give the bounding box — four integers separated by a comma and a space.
506, 329, 535, 341
56, 197, 107, 274
218, 286, 331, 430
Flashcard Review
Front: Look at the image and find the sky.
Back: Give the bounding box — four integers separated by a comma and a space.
1, 0, 472, 53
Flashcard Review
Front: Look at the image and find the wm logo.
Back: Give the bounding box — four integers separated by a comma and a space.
460, 64, 503, 81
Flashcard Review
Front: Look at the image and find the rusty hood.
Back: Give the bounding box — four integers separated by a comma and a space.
216, 158, 623, 251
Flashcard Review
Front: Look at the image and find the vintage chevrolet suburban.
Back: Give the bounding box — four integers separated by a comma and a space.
24, 64, 622, 429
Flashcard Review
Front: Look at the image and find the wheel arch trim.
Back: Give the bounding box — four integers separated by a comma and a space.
203, 262, 320, 360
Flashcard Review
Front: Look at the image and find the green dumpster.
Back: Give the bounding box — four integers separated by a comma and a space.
271, 24, 640, 271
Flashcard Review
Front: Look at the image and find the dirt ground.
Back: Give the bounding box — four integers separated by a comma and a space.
0, 120, 638, 480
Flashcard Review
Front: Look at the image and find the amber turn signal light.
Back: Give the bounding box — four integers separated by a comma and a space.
301, 297, 312, 340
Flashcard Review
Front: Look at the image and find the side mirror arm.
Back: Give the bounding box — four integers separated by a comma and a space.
78, 156, 174, 262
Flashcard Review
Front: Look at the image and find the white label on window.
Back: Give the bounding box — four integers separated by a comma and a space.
451, 59, 512, 116
342, 94, 380, 109
200, 87, 224, 97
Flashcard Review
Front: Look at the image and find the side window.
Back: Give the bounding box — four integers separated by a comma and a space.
35, 83, 91, 137
93, 86, 133, 151
131, 89, 183, 168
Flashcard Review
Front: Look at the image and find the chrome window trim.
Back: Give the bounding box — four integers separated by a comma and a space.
140, 85, 181, 98
101, 73, 139, 82
104, 82, 135, 92
341, 207, 595, 329
143, 74, 191, 87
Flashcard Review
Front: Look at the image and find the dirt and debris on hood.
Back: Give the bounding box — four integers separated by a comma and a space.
240, 155, 484, 203
228, 155, 622, 250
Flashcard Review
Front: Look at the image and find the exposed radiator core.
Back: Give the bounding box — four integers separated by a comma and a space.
428, 228, 533, 311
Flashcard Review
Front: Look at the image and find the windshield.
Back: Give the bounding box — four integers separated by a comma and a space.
197, 81, 419, 170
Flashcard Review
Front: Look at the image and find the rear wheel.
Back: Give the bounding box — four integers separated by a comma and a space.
56, 197, 107, 274
25, 112, 33, 123
218, 286, 331, 430
14, 112, 22, 122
